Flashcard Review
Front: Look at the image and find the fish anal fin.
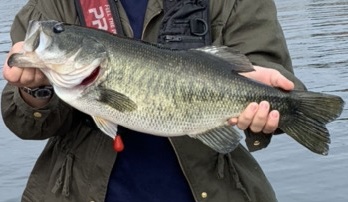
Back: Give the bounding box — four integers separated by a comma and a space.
194, 125, 242, 153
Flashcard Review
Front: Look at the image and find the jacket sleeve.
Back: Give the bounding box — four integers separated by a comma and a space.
1, 84, 75, 139
215, 0, 307, 151
1, 0, 79, 140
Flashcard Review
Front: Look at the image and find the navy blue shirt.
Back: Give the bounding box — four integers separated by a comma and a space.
105, 128, 195, 202
105, 1, 195, 201
119, 0, 147, 39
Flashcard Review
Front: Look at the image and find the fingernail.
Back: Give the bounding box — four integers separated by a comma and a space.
260, 101, 269, 109
250, 102, 258, 111
228, 118, 238, 125
270, 110, 279, 119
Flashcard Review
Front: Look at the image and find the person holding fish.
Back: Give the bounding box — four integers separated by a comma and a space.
3, 0, 342, 202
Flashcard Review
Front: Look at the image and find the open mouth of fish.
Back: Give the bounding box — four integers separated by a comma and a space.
80, 66, 101, 86
8, 20, 104, 88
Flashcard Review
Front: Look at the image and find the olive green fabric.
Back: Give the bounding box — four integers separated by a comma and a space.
2, 0, 306, 201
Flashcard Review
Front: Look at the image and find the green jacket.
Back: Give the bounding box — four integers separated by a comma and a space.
2, 0, 306, 201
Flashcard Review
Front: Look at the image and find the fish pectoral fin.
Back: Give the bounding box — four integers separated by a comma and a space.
92, 116, 118, 139
193, 125, 242, 154
98, 88, 137, 112
193, 46, 255, 73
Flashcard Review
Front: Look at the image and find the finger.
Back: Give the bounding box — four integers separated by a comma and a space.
270, 71, 294, 91
228, 117, 238, 125
249, 101, 270, 133
262, 110, 280, 134
235, 102, 258, 130
2, 42, 25, 84
34, 69, 50, 86
3, 65, 24, 84
19, 68, 37, 86
241, 66, 295, 91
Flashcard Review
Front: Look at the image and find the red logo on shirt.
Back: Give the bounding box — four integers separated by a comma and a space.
79, 0, 117, 34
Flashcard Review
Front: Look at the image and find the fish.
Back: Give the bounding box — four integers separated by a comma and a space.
8, 20, 344, 155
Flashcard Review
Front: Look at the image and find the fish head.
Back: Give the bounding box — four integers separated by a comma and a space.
8, 20, 108, 88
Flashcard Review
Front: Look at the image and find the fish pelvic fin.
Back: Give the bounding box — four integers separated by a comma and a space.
194, 125, 242, 154
98, 88, 137, 112
281, 91, 344, 155
92, 116, 118, 139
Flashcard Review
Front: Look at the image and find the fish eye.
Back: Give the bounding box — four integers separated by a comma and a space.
53, 23, 65, 33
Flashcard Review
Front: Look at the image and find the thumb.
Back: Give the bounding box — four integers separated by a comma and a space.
270, 71, 294, 91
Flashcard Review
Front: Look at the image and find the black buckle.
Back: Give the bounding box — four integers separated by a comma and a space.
190, 18, 208, 36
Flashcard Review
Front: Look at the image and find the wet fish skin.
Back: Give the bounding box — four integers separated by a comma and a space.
8, 20, 345, 155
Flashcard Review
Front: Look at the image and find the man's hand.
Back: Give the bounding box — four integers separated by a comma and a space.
3, 41, 51, 107
229, 65, 295, 134
3, 41, 49, 87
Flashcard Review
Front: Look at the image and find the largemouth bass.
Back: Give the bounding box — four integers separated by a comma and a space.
8, 20, 344, 155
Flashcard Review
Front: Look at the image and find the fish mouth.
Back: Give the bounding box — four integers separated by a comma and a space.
9, 20, 107, 88
7, 21, 54, 69
23, 21, 41, 52
80, 66, 101, 86
23, 20, 51, 53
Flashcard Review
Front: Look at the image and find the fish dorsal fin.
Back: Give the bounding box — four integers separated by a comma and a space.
92, 116, 118, 139
193, 46, 255, 73
98, 88, 137, 112
192, 125, 242, 154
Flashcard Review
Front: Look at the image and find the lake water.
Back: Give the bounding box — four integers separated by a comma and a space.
0, 0, 347, 201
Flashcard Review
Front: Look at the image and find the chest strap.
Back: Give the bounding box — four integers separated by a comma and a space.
158, 0, 211, 50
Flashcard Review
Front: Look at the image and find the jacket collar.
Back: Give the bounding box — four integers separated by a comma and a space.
144, 0, 163, 27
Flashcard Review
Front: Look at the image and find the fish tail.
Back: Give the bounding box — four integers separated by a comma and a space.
280, 91, 344, 155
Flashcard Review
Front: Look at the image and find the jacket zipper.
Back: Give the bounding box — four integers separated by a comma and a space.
168, 138, 199, 202
164, 35, 203, 43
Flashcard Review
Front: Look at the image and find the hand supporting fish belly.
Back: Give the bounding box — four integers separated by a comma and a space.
8, 20, 345, 155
